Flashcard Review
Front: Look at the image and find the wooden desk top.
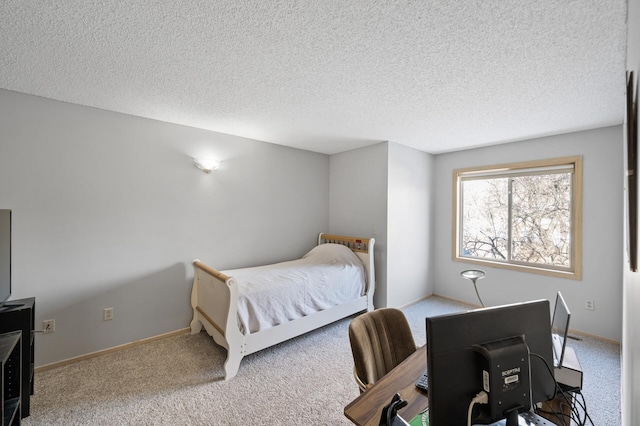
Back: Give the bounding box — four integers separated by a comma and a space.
344, 345, 429, 426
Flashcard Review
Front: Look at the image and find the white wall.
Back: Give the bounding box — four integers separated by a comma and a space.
329, 143, 388, 307
0, 89, 329, 366
387, 142, 434, 306
433, 126, 623, 342
329, 142, 435, 308
623, 0, 640, 423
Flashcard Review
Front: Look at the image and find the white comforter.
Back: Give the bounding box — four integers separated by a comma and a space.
222, 243, 366, 335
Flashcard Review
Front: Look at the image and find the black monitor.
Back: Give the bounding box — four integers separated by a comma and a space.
426, 300, 556, 425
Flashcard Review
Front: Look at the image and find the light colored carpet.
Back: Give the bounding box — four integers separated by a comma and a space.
23, 296, 620, 425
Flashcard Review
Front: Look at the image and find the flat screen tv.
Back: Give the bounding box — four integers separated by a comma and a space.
0, 210, 11, 308
426, 300, 556, 425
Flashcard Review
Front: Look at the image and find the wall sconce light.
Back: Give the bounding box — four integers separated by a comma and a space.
194, 157, 220, 173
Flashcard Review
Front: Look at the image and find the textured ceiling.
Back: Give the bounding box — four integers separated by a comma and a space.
0, 1, 629, 154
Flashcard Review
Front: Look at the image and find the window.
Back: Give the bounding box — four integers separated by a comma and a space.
453, 156, 582, 279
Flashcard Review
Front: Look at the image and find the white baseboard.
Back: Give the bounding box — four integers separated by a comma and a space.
35, 328, 190, 373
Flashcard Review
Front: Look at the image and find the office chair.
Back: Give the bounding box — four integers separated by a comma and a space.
348, 308, 417, 392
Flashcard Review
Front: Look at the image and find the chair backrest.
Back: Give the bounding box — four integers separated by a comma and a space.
348, 308, 417, 392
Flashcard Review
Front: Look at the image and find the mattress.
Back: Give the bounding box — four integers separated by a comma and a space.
222, 243, 366, 334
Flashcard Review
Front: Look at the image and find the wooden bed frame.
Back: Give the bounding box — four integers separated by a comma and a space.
190, 233, 375, 380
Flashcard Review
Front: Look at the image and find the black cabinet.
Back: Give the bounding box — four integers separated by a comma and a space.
0, 330, 21, 425
0, 299, 34, 419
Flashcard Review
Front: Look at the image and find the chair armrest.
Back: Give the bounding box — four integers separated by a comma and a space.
353, 367, 368, 393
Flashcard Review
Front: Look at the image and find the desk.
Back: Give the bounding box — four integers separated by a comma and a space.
344, 345, 428, 426
344, 345, 572, 426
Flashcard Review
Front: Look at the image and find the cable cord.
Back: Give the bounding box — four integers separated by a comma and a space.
526, 345, 535, 410
529, 352, 558, 400
467, 390, 488, 426
384, 394, 408, 426
571, 390, 594, 426
529, 352, 593, 426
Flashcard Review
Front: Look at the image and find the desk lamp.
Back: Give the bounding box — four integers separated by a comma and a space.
460, 269, 486, 307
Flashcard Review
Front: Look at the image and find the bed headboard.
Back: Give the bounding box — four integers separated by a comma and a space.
318, 233, 372, 253
318, 233, 375, 305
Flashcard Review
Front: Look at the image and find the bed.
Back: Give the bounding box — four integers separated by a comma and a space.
190, 233, 375, 380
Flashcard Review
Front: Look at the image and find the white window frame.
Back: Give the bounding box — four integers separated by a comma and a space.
452, 156, 582, 280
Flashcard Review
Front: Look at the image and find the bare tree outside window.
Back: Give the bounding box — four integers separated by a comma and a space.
454, 157, 582, 279
461, 178, 509, 260
511, 174, 571, 267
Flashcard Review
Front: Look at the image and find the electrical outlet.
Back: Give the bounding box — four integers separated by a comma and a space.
585, 300, 595, 311
103, 307, 114, 321
43, 319, 55, 334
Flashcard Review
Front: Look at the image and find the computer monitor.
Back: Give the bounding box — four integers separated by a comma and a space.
551, 291, 571, 368
426, 300, 556, 425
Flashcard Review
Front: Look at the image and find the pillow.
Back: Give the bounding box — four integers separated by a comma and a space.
302, 243, 363, 266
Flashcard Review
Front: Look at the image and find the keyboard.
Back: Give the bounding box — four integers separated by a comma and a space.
415, 368, 428, 391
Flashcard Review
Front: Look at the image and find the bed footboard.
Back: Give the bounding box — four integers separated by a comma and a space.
191, 259, 245, 380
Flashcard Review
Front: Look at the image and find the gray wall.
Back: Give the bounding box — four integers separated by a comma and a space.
0, 89, 329, 366
0, 87, 627, 374
0, 210, 9, 296
624, 0, 640, 423
330, 129, 624, 343
433, 126, 623, 342
387, 142, 434, 307
329, 142, 389, 307
329, 142, 435, 308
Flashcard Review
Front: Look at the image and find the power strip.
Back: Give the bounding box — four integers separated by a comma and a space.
519, 411, 556, 425
479, 411, 556, 426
